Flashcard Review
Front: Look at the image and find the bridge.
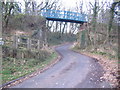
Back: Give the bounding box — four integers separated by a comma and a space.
41, 9, 88, 23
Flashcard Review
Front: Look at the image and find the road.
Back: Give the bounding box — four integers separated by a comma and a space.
12, 44, 111, 88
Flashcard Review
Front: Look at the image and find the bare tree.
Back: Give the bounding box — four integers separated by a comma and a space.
107, 1, 119, 44
2, 2, 21, 28
88, 0, 107, 51
75, 0, 83, 13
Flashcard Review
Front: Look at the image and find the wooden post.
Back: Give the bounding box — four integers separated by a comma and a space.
37, 40, 40, 50
13, 35, 18, 49
27, 38, 31, 50
27, 38, 29, 49
40, 40, 43, 49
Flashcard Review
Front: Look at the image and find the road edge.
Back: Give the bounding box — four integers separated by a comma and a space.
1, 44, 63, 88
70, 47, 118, 88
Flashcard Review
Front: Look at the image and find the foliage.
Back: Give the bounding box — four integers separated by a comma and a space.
7, 14, 46, 31
2, 46, 50, 59
47, 32, 77, 45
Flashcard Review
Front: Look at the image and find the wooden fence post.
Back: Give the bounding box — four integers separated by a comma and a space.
37, 40, 40, 50
27, 38, 31, 50
13, 35, 18, 49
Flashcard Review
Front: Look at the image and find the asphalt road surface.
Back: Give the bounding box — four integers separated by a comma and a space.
12, 44, 111, 88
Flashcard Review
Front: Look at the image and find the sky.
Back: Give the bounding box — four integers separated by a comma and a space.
61, 0, 113, 11
15, 0, 113, 13
61, 0, 77, 8
15, 0, 113, 8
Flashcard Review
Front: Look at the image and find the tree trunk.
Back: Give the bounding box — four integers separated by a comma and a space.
106, 2, 118, 44
92, 1, 98, 51
62, 22, 67, 35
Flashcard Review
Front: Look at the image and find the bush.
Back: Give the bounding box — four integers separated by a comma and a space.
47, 32, 76, 45
8, 14, 46, 31
2, 46, 50, 60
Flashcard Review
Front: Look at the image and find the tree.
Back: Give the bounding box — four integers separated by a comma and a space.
89, 0, 106, 51
2, 2, 21, 28
107, 1, 120, 44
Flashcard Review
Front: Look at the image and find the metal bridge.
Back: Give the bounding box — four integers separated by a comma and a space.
41, 9, 88, 23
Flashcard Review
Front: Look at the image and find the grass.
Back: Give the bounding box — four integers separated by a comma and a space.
91, 51, 118, 60
1, 52, 57, 84
72, 45, 118, 61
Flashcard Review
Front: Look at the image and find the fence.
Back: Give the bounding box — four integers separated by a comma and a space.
4, 35, 43, 50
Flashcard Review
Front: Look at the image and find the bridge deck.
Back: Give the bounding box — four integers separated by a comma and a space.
41, 9, 88, 23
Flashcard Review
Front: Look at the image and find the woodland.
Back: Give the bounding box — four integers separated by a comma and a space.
0, 0, 119, 87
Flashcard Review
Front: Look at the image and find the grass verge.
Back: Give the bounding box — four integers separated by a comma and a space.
2, 52, 57, 84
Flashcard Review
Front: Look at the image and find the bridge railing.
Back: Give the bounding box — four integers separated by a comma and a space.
41, 9, 88, 22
